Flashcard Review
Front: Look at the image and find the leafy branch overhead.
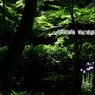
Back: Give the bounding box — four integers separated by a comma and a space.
0, 0, 95, 34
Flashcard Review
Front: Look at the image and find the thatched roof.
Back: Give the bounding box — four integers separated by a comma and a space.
48, 29, 95, 36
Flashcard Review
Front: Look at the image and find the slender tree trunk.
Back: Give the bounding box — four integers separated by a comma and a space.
0, 0, 38, 94
65, 0, 82, 94
72, 16, 82, 95
63, 0, 83, 94
70, 8, 82, 95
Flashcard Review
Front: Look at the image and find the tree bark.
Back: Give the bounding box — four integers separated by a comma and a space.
0, 0, 38, 93
64, 0, 82, 94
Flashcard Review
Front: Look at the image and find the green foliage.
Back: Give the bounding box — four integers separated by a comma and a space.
54, 36, 65, 47
21, 45, 74, 77
0, 46, 8, 60
0, 0, 94, 38
0, 39, 95, 92
54, 34, 69, 47
15, 0, 25, 10
48, 4, 61, 9
80, 40, 95, 61
0, 0, 22, 31
82, 83, 92, 95
40, 0, 54, 1
34, 6, 95, 34
74, 7, 95, 24
39, 9, 71, 26
0, 91, 45, 95
55, 0, 87, 7
33, 15, 53, 30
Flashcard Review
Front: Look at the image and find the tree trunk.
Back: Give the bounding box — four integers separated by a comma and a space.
69, 4, 82, 95
0, 0, 38, 94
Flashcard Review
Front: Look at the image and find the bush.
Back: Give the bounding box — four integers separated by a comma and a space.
0, 40, 95, 92
14, 41, 95, 92
0, 46, 8, 59
13, 44, 74, 91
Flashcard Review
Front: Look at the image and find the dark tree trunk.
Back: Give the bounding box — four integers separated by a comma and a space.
0, 0, 38, 94
70, 9, 82, 95
65, 0, 83, 94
